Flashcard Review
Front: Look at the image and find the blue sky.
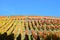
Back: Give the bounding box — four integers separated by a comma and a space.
0, 0, 60, 17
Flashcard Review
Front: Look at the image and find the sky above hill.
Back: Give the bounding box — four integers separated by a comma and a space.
0, 0, 60, 17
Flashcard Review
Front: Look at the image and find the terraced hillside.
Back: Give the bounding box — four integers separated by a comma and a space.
0, 16, 60, 40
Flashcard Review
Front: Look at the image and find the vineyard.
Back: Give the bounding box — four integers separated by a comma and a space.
0, 16, 60, 40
